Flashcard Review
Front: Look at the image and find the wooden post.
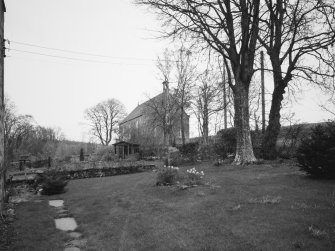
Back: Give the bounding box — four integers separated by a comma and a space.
261, 51, 266, 134
0, 1, 6, 214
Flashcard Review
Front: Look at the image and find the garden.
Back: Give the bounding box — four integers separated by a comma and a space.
2, 158, 335, 250
1, 122, 335, 250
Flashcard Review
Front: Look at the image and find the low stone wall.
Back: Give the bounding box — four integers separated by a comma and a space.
58, 164, 156, 180
53, 160, 162, 172
9, 161, 161, 183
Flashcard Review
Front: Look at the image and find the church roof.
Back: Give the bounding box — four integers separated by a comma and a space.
119, 93, 165, 125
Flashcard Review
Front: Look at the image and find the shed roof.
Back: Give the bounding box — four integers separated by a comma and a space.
112, 141, 139, 146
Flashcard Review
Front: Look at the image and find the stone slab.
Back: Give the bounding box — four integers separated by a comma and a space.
68, 232, 83, 239
49, 200, 64, 207
64, 247, 80, 251
55, 217, 77, 231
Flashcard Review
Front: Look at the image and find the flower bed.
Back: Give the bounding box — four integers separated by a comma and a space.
156, 166, 205, 188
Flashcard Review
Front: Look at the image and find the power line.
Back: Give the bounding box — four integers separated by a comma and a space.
8, 48, 154, 66
9, 40, 157, 62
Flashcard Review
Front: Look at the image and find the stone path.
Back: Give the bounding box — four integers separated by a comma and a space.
49, 200, 87, 251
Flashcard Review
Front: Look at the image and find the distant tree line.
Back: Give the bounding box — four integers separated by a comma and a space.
4, 96, 96, 166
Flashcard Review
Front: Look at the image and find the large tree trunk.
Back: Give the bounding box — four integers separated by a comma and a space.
233, 81, 257, 165
262, 54, 288, 160
262, 83, 286, 159
0, 107, 4, 214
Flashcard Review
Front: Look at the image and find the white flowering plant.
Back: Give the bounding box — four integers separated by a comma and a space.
185, 167, 205, 186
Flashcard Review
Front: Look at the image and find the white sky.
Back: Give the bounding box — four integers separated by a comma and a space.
4, 0, 332, 142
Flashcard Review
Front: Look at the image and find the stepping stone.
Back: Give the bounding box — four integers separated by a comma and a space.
57, 209, 69, 214
56, 213, 73, 219
55, 217, 78, 231
68, 232, 83, 239
64, 247, 80, 251
49, 200, 64, 207
66, 239, 87, 248
197, 191, 206, 197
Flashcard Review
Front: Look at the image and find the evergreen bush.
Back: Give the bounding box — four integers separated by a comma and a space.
80, 148, 84, 161
37, 170, 68, 195
297, 122, 335, 178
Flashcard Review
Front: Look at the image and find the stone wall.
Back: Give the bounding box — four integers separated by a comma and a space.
9, 160, 163, 183
58, 164, 156, 180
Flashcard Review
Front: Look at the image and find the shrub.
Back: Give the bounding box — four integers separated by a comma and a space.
169, 148, 182, 166
37, 170, 68, 195
251, 130, 263, 159
178, 142, 199, 162
198, 143, 216, 160
92, 146, 117, 162
277, 124, 305, 159
215, 128, 236, 158
156, 166, 180, 186
297, 122, 335, 178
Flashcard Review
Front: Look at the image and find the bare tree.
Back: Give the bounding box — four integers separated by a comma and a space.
217, 56, 234, 131
258, 0, 335, 159
157, 49, 173, 85
174, 46, 196, 145
144, 84, 180, 146
4, 96, 35, 163
320, 94, 335, 118
194, 69, 223, 144
137, 0, 261, 164
155, 50, 175, 147
84, 99, 126, 146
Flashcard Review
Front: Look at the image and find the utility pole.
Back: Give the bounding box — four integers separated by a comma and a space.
223, 61, 227, 129
0, 0, 6, 214
162, 80, 170, 165
261, 51, 266, 134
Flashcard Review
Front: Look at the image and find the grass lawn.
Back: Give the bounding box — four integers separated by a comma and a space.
7, 161, 335, 250
5, 199, 70, 251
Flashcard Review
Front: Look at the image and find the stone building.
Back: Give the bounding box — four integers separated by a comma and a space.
119, 85, 189, 149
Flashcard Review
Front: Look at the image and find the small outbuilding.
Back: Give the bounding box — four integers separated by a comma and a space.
113, 141, 140, 159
